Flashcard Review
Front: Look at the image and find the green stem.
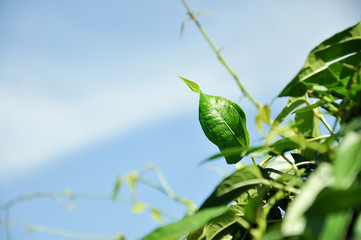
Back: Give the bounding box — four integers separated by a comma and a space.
305, 135, 331, 142
259, 155, 273, 167
284, 161, 315, 175
282, 154, 299, 177
181, 0, 261, 109
261, 179, 300, 195
153, 166, 177, 199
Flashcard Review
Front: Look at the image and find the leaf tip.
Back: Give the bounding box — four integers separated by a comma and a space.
179, 75, 200, 93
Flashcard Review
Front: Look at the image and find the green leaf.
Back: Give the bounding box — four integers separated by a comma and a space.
282, 163, 334, 236
200, 165, 266, 209
141, 206, 229, 240
180, 76, 200, 93
279, 21, 361, 97
333, 131, 361, 189
199, 92, 249, 164
294, 107, 320, 138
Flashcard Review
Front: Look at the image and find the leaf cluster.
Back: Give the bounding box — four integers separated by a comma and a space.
140, 20, 361, 240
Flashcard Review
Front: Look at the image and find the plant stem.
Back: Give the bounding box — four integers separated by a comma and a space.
305, 99, 335, 134
284, 161, 316, 175
259, 155, 273, 167
305, 135, 331, 142
181, 0, 261, 109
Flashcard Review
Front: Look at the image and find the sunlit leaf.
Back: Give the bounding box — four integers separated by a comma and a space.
199, 92, 249, 164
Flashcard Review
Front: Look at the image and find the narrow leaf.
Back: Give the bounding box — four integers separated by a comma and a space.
112, 176, 122, 200
141, 206, 229, 240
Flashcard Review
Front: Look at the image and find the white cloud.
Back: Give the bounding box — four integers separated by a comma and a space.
0, 81, 195, 181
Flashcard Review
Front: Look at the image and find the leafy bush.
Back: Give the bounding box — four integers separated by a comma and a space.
140, 7, 361, 240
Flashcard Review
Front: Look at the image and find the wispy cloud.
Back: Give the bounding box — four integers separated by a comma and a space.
0, 80, 194, 180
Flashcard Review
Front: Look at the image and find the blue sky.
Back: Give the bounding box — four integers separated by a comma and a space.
0, 0, 360, 239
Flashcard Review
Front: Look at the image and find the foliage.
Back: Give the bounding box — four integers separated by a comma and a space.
1, 3, 360, 240
140, 10, 361, 240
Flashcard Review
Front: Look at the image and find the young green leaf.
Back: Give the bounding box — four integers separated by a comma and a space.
141, 206, 229, 240
179, 76, 200, 93
199, 92, 249, 164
